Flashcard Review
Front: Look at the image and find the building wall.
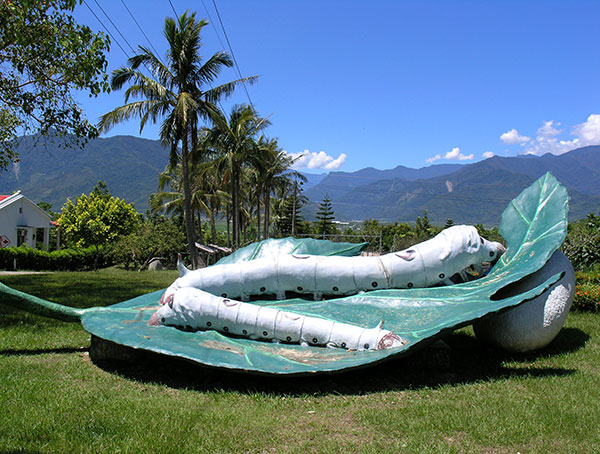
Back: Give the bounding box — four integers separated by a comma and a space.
0, 195, 52, 249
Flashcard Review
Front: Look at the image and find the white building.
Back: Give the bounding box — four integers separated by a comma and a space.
0, 191, 54, 250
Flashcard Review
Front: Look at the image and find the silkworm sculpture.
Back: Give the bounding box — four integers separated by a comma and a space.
149, 287, 407, 351
160, 225, 506, 304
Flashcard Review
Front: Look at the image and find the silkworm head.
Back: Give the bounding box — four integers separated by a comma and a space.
377, 331, 405, 350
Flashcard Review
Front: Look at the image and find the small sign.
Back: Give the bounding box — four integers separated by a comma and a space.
0, 235, 10, 248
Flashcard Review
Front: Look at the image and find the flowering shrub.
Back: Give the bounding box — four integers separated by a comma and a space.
574, 267, 600, 311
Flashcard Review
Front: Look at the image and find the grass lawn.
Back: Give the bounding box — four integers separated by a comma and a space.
1, 269, 599, 453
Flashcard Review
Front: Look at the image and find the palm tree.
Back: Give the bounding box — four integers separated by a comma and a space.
206, 104, 270, 247
99, 11, 256, 267
252, 136, 297, 239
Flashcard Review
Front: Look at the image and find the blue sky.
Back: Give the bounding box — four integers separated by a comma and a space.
74, 0, 600, 173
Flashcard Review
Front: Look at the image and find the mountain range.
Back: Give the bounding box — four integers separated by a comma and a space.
304, 145, 600, 224
1, 135, 599, 224
0, 135, 170, 212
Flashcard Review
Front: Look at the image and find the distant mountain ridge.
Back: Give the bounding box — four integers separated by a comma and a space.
1, 135, 599, 225
304, 146, 600, 225
0, 135, 170, 212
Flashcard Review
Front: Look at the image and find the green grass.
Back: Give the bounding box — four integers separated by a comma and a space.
1, 270, 599, 453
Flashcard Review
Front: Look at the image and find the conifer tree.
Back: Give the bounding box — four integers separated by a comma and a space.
316, 195, 337, 237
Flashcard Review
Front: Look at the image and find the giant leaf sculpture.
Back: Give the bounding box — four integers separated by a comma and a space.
0, 173, 569, 375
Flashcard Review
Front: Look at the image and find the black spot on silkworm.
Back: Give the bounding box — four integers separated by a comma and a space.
408, 282, 413, 288
286, 336, 292, 341
221, 293, 227, 298
371, 281, 378, 288
481, 237, 484, 244
297, 286, 303, 291
206, 321, 212, 327
223, 298, 230, 303
223, 326, 229, 332
312, 338, 318, 343
439, 273, 445, 279
341, 342, 346, 348
161, 317, 165, 323
263, 331, 268, 336
332, 286, 339, 291
490, 251, 495, 257
260, 287, 266, 292
242, 329, 248, 335
364, 343, 369, 349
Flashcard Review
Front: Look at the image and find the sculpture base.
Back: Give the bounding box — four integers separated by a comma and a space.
90, 335, 452, 372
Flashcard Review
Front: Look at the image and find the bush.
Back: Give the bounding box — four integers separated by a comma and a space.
562, 213, 600, 271
573, 266, 600, 312
111, 215, 186, 270
0, 246, 114, 271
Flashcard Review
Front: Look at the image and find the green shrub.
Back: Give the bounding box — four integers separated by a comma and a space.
0, 246, 114, 271
562, 213, 600, 270
111, 215, 186, 270
573, 282, 600, 312
573, 266, 600, 311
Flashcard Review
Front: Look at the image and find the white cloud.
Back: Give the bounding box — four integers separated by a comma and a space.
286, 149, 347, 170
426, 154, 442, 164
573, 113, 600, 144
445, 147, 474, 161
483, 151, 495, 159
502, 114, 600, 157
426, 147, 473, 164
523, 120, 580, 156
500, 128, 531, 144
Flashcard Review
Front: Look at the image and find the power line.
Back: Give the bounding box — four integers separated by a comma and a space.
92, 0, 137, 55
211, 0, 255, 109
199, 0, 227, 51
120, 0, 163, 61
168, 0, 178, 17
83, 0, 130, 59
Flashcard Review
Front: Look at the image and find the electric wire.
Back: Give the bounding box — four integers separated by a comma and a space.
210, 0, 255, 109
168, 0, 178, 17
120, 0, 164, 61
199, 0, 227, 51
92, 0, 137, 55
83, 0, 131, 59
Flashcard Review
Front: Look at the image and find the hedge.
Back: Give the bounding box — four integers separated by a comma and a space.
0, 246, 114, 271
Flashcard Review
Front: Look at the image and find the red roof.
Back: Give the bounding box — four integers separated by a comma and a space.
0, 195, 10, 202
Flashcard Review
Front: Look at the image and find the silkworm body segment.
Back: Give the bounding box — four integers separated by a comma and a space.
160, 225, 505, 303
149, 287, 406, 351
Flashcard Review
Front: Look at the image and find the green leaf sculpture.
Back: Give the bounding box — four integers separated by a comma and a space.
0, 173, 569, 375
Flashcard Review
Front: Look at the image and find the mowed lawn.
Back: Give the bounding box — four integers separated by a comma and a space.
1, 269, 599, 453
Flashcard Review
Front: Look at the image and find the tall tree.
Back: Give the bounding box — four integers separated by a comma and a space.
58, 181, 139, 267
0, 0, 110, 171
315, 194, 337, 237
252, 136, 298, 240
99, 11, 256, 267
206, 104, 269, 247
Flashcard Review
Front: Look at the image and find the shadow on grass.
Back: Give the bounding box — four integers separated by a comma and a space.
0, 347, 88, 357
89, 326, 589, 396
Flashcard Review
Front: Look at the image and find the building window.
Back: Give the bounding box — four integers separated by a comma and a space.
17, 228, 27, 247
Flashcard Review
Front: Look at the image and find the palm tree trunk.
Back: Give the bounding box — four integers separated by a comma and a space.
232, 163, 240, 248
181, 134, 199, 269
210, 207, 217, 244
196, 209, 203, 244
264, 186, 271, 239
256, 186, 261, 240
226, 206, 231, 248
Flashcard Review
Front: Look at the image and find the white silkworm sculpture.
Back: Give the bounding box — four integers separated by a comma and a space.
160, 225, 505, 304
149, 287, 406, 351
